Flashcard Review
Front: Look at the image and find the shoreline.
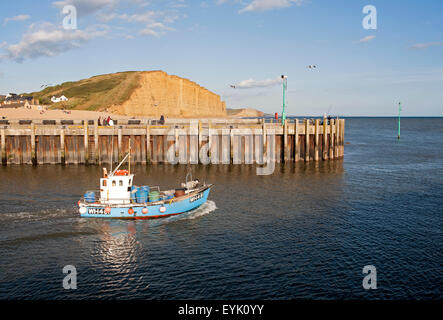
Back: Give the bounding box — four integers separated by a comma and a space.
0, 108, 258, 121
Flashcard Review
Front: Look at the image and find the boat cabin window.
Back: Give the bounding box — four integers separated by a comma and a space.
103, 180, 107, 187
119, 180, 123, 187
112, 180, 116, 187
129, 179, 132, 185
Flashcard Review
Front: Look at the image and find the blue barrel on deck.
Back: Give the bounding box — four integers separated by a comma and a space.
84, 192, 95, 203
136, 189, 148, 204
141, 186, 150, 194
130, 186, 139, 202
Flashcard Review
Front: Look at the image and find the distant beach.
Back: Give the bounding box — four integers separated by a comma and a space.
0, 108, 264, 121
0, 108, 132, 121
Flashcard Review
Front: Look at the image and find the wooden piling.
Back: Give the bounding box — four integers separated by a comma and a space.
189, 122, 199, 164
314, 119, 319, 161
221, 129, 230, 164
245, 134, 252, 164
294, 119, 299, 162
60, 128, 65, 165
30, 123, 36, 165
208, 120, 212, 159
233, 131, 240, 164
94, 120, 99, 164
335, 117, 339, 158
305, 119, 310, 162
329, 119, 334, 159
340, 119, 345, 158
84, 122, 89, 164
198, 120, 203, 164
230, 128, 234, 164
146, 124, 151, 164
1, 129, 6, 165
283, 119, 288, 163
262, 120, 267, 163
175, 126, 179, 158
322, 119, 328, 160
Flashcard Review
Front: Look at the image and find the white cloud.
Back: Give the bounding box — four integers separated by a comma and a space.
358, 35, 376, 43
0, 0, 184, 63
52, 0, 118, 16
98, 10, 180, 37
3, 14, 31, 25
239, 0, 304, 13
409, 42, 443, 50
140, 22, 174, 37
0, 22, 108, 62
233, 77, 282, 89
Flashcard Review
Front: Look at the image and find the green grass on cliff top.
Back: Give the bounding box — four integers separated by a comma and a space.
28, 71, 141, 111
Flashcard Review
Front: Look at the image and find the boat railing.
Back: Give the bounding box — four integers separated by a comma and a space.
80, 188, 173, 205
148, 186, 161, 193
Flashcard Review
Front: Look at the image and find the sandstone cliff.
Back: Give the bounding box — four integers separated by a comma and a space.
30, 70, 227, 118
109, 71, 226, 118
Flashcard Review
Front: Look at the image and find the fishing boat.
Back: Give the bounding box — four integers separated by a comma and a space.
78, 152, 212, 219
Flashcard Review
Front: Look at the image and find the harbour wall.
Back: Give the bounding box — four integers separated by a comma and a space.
0, 118, 345, 165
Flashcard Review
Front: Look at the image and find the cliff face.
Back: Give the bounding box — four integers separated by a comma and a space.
109, 71, 226, 118
227, 108, 264, 118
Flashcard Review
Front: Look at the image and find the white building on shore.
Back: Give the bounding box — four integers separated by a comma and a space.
51, 95, 69, 103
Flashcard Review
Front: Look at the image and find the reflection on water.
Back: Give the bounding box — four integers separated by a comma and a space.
0, 118, 441, 299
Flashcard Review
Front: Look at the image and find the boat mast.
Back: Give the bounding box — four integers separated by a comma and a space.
111, 153, 130, 176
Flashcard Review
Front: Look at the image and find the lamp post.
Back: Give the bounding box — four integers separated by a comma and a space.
281, 75, 287, 126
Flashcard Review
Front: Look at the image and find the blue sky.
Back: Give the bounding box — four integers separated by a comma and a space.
0, 0, 442, 116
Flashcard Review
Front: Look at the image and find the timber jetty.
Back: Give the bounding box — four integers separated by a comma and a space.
0, 118, 345, 165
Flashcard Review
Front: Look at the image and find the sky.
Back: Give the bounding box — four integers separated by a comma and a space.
0, 0, 442, 116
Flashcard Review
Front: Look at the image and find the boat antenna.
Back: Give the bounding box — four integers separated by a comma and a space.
111, 153, 130, 176
129, 138, 131, 175
110, 126, 114, 173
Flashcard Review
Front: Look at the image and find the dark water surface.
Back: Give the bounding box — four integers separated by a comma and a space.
0, 118, 441, 299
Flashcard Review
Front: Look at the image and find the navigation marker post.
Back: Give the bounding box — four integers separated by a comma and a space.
281, 75, 288, 126
398, 102, 402, 140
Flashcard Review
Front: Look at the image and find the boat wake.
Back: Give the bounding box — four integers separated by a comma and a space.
152, 200, 217, 225
178, 200, 217, 220
0, 208, 73, 223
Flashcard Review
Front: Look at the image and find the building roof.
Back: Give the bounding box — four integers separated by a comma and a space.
1, 102, 26, 108
5, 95, 33, 102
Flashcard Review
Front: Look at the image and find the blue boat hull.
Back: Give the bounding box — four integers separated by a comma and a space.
80, 187, 211, 219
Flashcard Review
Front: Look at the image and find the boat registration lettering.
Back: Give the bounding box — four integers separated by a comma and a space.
189, 192, 203, 203
88, 208, 108, 215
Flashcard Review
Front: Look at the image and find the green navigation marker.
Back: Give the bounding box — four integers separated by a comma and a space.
398, 102, 402, 140
281, 75, 287, 126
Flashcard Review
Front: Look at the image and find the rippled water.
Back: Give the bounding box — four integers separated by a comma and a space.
0, 117, 441, 299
